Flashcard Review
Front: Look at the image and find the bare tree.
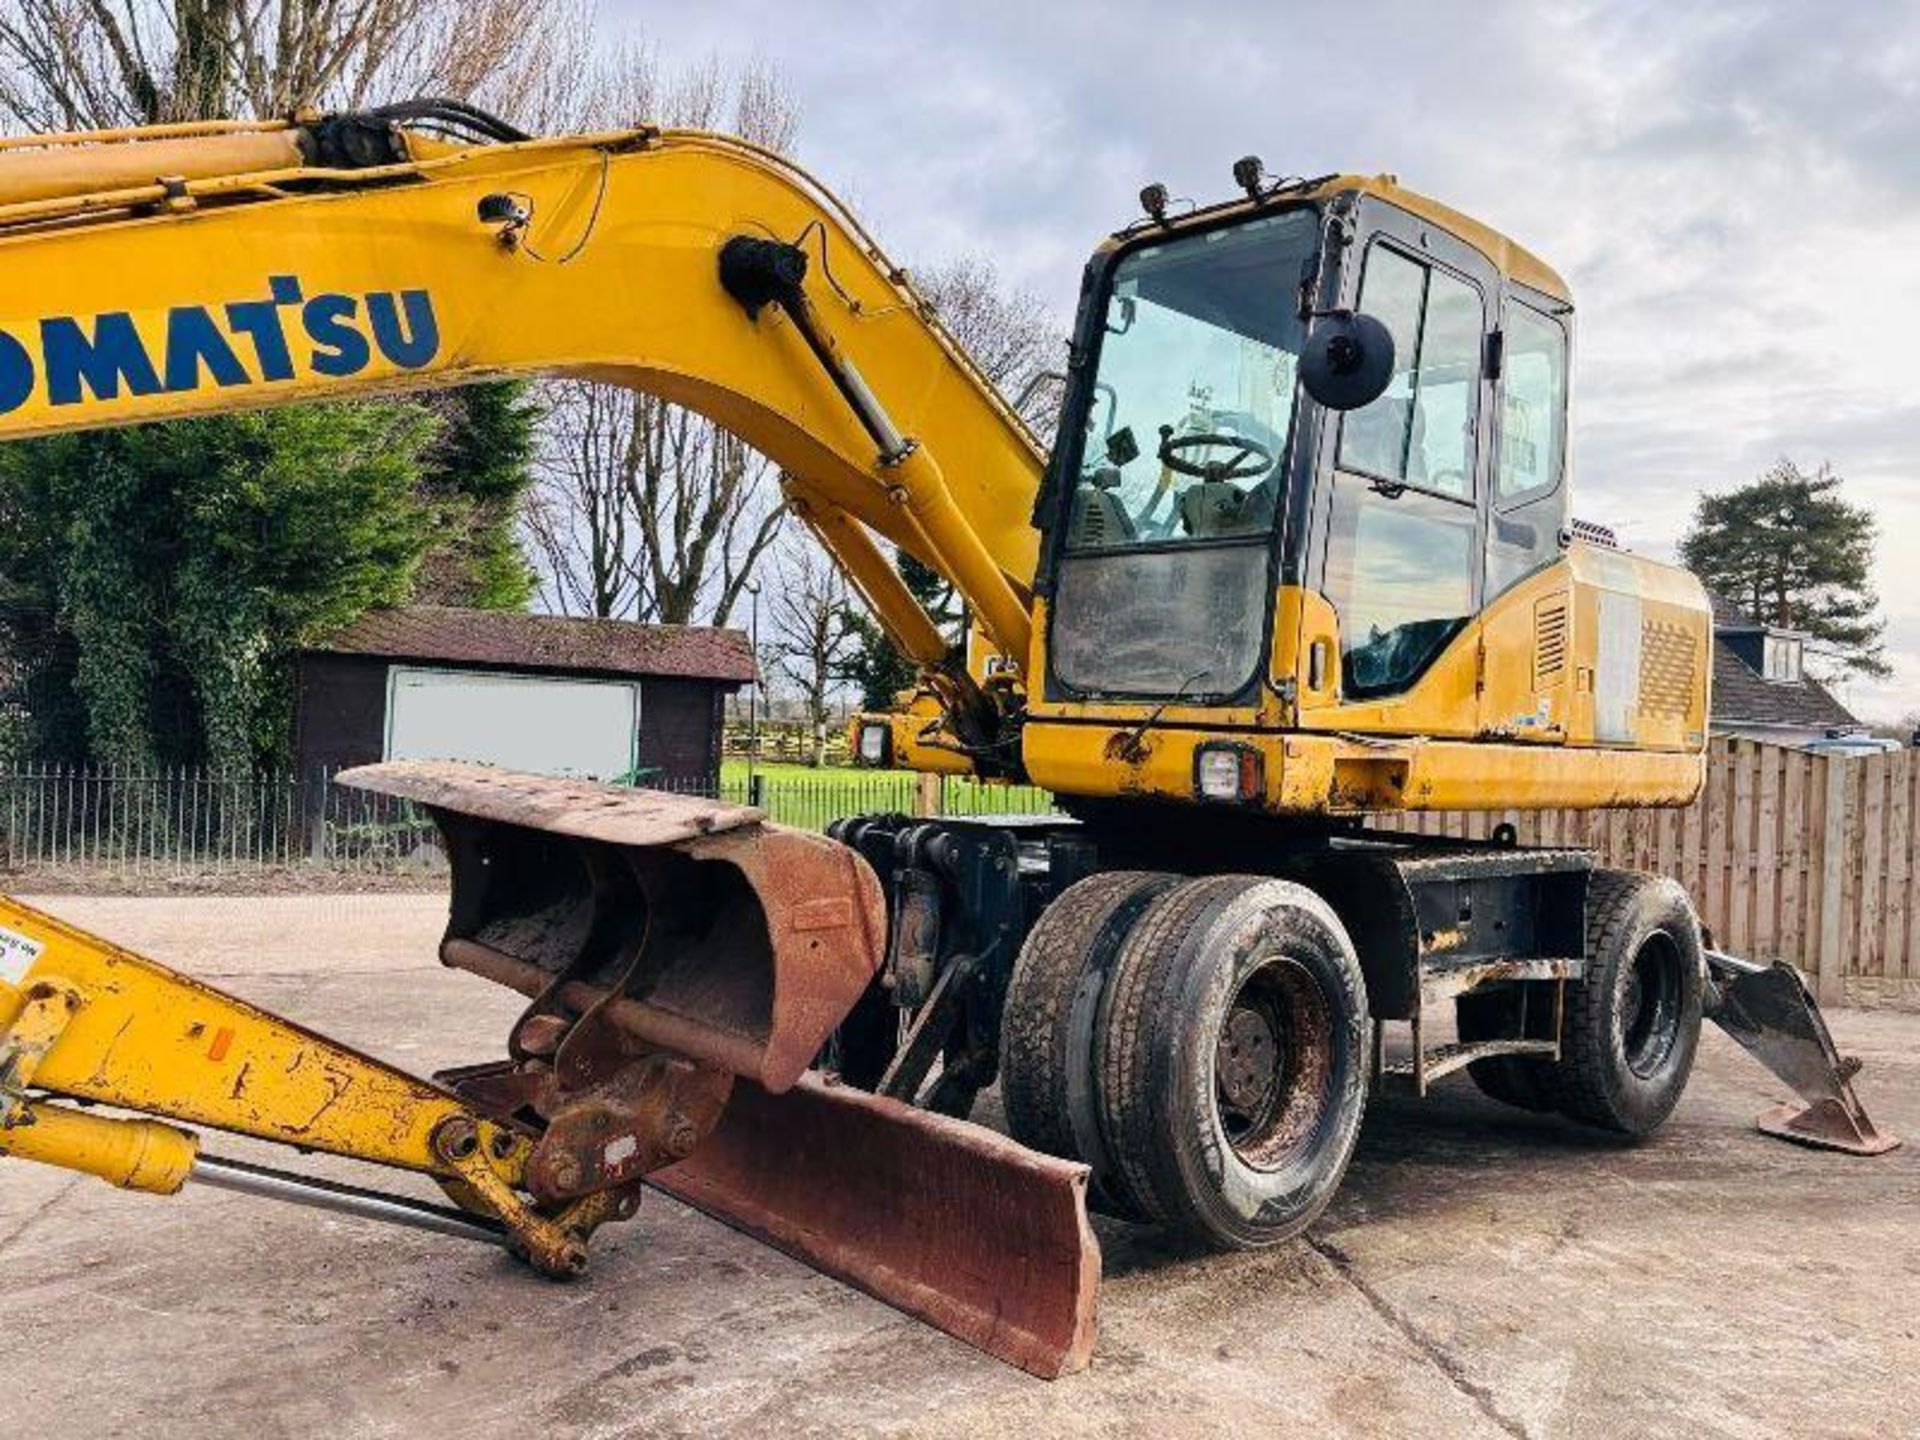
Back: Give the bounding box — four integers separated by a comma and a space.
526, 53, 797, 626
916, 255, 1062, 435
527, 384, 785, 625
0, 0, 590, 131
768, 545, 861, 768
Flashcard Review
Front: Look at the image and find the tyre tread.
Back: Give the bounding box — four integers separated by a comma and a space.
1001, 870, 1166, 1161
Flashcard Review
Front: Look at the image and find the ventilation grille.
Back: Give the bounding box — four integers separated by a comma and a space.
1640, 621, 1697, 717
1533, 595, 1569, 689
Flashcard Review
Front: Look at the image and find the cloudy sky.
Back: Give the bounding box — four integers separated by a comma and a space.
607, 0, 1920, 718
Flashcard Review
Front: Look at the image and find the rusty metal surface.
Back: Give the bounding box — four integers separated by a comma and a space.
1756, 1099, 1901, 1156
446, 1047, 729, 1204
1706, 950, 1901, 1157
433, 819, 885, 1093
352, 761, 888, 1093
337, 761, 764, 845
652, 1074, 1100, 1379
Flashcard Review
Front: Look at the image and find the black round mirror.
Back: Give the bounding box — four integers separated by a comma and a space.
1299, 312, 1396, 411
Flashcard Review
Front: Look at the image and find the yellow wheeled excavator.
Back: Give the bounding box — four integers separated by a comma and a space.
0, 104, 1895, 1379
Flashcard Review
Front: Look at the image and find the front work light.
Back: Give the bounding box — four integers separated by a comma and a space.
1195, 744, 1263, 803
857, 721, 892, 767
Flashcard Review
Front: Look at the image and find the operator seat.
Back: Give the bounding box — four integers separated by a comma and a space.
1068, 467, 1138, 548
1178, 481, 1254, 538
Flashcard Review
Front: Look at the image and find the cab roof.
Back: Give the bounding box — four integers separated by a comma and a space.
1326, 172, 1570, 306
1103, 171, 1571, 309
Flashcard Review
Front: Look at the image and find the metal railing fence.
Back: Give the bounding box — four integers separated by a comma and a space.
0, 763, 1059, 880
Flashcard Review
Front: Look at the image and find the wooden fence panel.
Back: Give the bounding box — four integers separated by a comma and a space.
1364, 738, 1919, 1007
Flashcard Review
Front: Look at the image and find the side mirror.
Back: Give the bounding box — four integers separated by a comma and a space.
1300, 311, 1396, 411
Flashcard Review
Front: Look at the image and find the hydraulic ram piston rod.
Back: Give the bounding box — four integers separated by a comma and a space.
191, 1153, 510, 1247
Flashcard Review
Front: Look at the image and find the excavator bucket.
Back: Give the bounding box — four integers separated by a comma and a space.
1704, 950, 1900, 1157
337, 762, 1100, 1376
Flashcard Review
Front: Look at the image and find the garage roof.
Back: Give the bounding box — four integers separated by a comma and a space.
309, 606, 756, 684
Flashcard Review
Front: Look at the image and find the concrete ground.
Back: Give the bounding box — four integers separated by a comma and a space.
2, 894, 1915, 1440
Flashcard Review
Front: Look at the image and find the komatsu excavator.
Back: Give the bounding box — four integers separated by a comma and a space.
0, 103, 1895, 1379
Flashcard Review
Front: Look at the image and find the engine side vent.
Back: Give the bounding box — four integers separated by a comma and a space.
1639, 620, 1697, 718
1533, 595, 1569, 689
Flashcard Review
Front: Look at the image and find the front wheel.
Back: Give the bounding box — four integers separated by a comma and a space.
1096, 876, 1371, 1249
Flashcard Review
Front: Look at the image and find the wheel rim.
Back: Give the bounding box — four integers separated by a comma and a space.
1212, 957, 1334, 1171
1620, 929, 1684, 1079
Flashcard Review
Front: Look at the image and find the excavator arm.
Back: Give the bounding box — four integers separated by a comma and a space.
0, 107, 1043, 758
0, 109, 1099, 1376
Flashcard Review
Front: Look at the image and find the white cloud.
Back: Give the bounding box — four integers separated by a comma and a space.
604, 0, 1920, 716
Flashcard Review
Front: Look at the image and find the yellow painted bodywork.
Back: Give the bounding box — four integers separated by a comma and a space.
0, 898, 488, 1168
1025, 544, 1711, 813
0, 119, 1705, 817
0, 896, 594, 1250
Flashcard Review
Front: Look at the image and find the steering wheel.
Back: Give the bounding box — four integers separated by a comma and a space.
1156, 426, 1276, 481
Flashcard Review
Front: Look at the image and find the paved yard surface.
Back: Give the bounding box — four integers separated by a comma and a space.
2, 894, 1915, 1439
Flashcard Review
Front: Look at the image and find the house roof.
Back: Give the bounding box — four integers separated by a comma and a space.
307, 606, 756, 685
1708, 590, 1762, 631
1707, 592, 1857, 732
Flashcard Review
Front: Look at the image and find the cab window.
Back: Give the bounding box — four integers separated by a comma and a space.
1323, 241, 1486, 700
1485, 299, 1570, 597
1497, 303, 1567, 500
1338, 246, 1482, 499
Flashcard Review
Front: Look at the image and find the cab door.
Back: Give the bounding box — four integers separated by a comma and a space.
1304, 201, 1498, 738
1475, 289, 1574, 741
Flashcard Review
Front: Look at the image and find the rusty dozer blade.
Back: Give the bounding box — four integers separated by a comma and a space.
337, 762, 1101, 1376
654, 1075, 1100, 1379
1705, 950, 1900, 1157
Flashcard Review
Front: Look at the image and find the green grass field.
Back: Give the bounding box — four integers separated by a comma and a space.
716, 759, 1056, 830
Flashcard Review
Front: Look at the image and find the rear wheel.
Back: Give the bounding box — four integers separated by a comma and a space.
1546, 870, 1704, 1136
1096, 875, 1370, 1248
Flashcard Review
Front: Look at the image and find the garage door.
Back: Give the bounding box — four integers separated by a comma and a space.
384, 666, 641, 780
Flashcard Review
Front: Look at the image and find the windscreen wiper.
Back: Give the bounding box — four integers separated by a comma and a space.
1110, 668, 1213, 763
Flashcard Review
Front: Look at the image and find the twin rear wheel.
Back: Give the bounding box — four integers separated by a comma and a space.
1001, 872, 1371, 1250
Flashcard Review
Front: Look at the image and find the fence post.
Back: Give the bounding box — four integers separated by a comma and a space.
748, 774, 767, 811
913, 771, 942, 819
308, 767, 329, 865
1816, 757, 1848, 1006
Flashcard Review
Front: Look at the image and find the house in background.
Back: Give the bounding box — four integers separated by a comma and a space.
1707, 592, 1861, 747
293, 606, 755, 789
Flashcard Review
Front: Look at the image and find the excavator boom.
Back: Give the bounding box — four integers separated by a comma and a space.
0, 111, 1043, 728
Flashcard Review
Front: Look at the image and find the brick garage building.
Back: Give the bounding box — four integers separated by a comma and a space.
293, 606, 754, 789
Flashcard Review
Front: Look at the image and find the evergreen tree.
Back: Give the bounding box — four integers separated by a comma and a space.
835, 552, 965, 711
0, 406, 436, 768
415, 382, 542, 609
1678, 460, 1887, 680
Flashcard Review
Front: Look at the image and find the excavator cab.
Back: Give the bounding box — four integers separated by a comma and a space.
1022, 177, 1708, 816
